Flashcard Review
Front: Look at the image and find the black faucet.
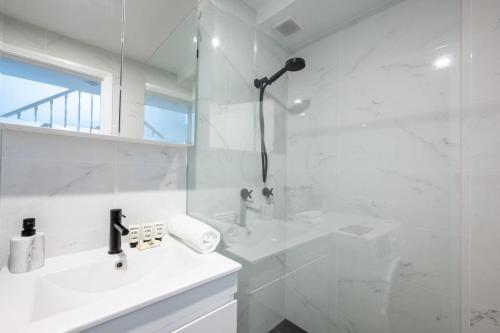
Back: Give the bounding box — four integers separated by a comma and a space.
108, 209, 129, 254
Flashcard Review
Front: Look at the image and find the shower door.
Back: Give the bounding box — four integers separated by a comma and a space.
187, 0, 461, 332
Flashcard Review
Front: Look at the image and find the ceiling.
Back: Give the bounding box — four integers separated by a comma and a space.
124, 0, 197, 63
0, 0, 404, 74
0, 0, 197, 68
242, 0, 403, 52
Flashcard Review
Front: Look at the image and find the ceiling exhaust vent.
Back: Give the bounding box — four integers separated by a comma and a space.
273, 17, 301, 37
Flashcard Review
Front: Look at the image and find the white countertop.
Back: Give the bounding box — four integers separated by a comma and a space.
0, 236, 241, 333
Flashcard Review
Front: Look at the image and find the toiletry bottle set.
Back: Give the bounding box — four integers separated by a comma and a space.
129, 222, 164, 251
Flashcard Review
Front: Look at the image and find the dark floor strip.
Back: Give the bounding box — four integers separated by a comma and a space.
269, 319, 308, 333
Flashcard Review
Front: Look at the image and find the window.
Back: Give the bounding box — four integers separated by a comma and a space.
144, 90, 193, 144
0, 54, 103, 133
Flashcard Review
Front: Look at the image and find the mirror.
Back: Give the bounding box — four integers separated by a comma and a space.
0, 0, 199, 145
0, 0, 123, 135
120, 0, 198, 145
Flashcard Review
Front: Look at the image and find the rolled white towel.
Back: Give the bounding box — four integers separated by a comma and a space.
189, 212, 239, 247
168, 214, 221, 253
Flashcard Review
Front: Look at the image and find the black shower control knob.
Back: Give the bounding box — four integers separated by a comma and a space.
263, 187, 274, 198
240, 188, 253, 200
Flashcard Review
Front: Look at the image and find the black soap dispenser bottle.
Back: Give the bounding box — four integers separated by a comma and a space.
8, 218, 45, 274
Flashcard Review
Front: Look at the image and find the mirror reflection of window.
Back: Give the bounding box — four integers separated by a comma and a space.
123, 1, 198, 145
0, 55, 103, 133
143, 88, 192, 144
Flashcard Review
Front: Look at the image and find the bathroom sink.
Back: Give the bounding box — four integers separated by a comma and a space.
0, 236, 241, 333
42, 257, 152, 293
30, 245, 199, 321
40, 244, 194, 293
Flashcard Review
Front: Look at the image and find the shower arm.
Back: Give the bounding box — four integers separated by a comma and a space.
254, 67, 287, 89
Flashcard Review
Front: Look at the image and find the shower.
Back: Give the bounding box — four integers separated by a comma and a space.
188, 0, 467, 332
254, 58, 306, 184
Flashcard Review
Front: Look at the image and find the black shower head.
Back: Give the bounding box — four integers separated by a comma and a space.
285, 58, 306, 72
255, 57, 306, 88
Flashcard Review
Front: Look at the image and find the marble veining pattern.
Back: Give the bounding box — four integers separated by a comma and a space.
284, 0, 461, 331
0, 129, 187, 267
471, 308, 500, 327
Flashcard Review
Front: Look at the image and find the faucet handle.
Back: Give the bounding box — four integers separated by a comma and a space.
240, 188, 253, 201
262, 187, 274, 198
111, 209, 126, 219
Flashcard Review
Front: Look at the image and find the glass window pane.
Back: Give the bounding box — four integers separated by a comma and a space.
0, 55, 101, 133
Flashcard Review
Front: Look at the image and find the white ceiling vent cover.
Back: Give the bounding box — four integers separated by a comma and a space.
273, 17, 301, 37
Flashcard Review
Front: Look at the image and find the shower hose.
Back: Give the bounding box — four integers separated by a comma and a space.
259, 86, 268, 184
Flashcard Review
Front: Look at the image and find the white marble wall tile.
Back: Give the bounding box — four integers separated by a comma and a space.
284, 246, 336, 333
0, 129, 187, 268
387, 278, 456, 333
236, 253, 286, 293
463, 102, 500, 171
0, 131, 117, 265
466, 0, 500, 105
284, 0, 461, 331
464, 170, 500, 333
470, 305, 500, 333
2, 129, 116, 162
247, 278, 285, 333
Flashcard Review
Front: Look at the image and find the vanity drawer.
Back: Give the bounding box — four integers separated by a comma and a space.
82, 273, 238, 333
170, 300, 237, 333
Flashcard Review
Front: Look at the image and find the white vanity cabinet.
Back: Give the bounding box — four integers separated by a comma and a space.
1, 238, 240, 333
171, 300, 237, 333
83, 273, 238, 333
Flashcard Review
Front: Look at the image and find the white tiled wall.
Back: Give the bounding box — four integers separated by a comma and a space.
0, 4, 189, 269
284, 0, 462, 332
281, 0, 500, 332
0, 129, 187, 268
